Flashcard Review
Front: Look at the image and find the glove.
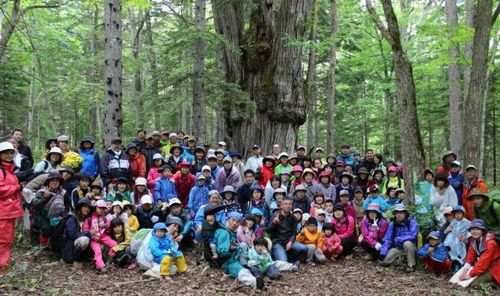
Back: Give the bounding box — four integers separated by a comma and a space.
151, 216, 159, 223
378, 255, 386, 262
375, 243, 382, 251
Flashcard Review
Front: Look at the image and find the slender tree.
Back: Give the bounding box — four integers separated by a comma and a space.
191, 0, 206, 143
326, 0, 338, 155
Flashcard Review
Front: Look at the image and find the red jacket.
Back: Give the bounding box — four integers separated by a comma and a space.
322, 232, 341, 252
0, 162, 24, 219
465, 232, 500, 284
462, 178, 488, 221
128, 154, 146, 184
258, 165, 274, 189
173, 172, 195, 207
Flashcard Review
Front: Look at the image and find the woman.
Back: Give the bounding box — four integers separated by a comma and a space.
3, 136, 32, 182
126, 143, 146, 185
430, 173, 458, 227
40, 138, 58, 161
79, 136, 101, 182
194, 190, 226, 242
34, 147, 65, 173
62, 198, 95, 264
264, 175, 285, 207
332, 204, 357, 258
372, 153, 386, 175
458, 219, 500, 289
354, 167, 373, 195
0, 142, 24, 276
360, 203, 388, 261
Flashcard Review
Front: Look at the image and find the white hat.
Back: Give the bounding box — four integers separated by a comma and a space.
47, 147, 65, 162
168, 198, 182, 207
218, 141, 226, 146
135, 177, 147, 186
57, 135, 69, 142
0, 142, 18, 155
169, 133, 178, 138
141, 195, 153, 205
202, 165, 211, 172
112, 201, 124, 210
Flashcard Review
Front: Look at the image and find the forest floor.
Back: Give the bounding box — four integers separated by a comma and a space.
0, 237, 494, 296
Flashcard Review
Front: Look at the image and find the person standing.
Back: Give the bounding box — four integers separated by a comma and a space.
462, 165, 488, 221
12, 129, 33, 167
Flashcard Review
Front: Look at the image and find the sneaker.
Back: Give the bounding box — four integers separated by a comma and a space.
144, 269, 161, 278
163, 276, 172, 280
405, 266, 414, 273
291, 260, 300, 272
256, 276, 265, 290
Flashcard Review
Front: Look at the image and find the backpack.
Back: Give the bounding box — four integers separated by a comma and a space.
50, 215, 73, 253
45, 190, 67, 225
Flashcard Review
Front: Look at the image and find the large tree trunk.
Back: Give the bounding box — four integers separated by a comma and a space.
145, 11, 161, 132
306, 8, 317, 151
214, 0, 315, 157
463, 0, 492, 175
326, 0, 338, 155
103, 0, 123, 145
445, 0, 463, 159
191, 0, 206, 143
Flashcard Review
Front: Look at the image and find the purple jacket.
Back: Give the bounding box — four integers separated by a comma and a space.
215, 166, 241, 192
380, 216, 419, 256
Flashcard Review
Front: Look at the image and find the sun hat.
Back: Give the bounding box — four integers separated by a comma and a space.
293, 208, 303, 214
75, 198, 93, 210
95, 199, 108, 208
467, 188, 487, 201
229, 150, 242, 159
112, 201, 124, 210
44, 172, 64, 186
465, 165, 477, 171
366, 203, 383, 214
197, 174, 206, 181
57, 135, 69, 142
81, 136, 94, 144
468, 219, 487, 231
58, 165, 75, 177
223, 156, 232, 163
301, 168, 317, 179
392, 204, 408, 215
357, 167, 369, 175
122, 200, 136, 212
316, 209, 326, 215
333, 204, 346, 214
442, 151, 457, 162
0, 142, 18, 155
135, 177, 147, 186
169, 144, 184, 155
452, 205, 466, 214
141, 195, 153, 205
201, 165, 211, 172
158, 164, 173, 173
177, 161, 191, 169
291, 165, 303, 173
221, 185, 236, 195
169, 133, 178, 138
294, 184, 307, 193
388, 166, 397, 172
280, 169, 291, 176
443, 206, 453, 215
153, 153, 163, 160
339, 189, 349, 196
47, 147, 65, 162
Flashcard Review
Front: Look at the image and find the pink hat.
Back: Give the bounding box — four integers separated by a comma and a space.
388, 166, 397, 172
291, 165, 303, 173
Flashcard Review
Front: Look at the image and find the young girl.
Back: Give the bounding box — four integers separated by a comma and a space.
190, 146, 207, 175
443, 205, 470, 273
109, 217, 136, 269
242, 185, 270, 225
264, 175, 284, 207
312, 158, 323, 175
106, 201, 129, 225
34, 147, 65, 173
310, 192, 325, 218
317, 171, 336, 201
154, 164, 178, 206
107, 177, 132, 203
221, 185, 241, 214
83, 199, 118, 273
131, 177, 152, 207
291, 165, 304, 188
322, 222, 342, 261
372, 154, 386, 175
360, 203, 388, 261
147, 154, 164, 194
237, 214, 256, 261
86, 180, 104, 203
372, 168, 386, 193
385, 186, 399, 206
258, 156, 275, 189
301, 155, 313, 170
123, 201, 139, 233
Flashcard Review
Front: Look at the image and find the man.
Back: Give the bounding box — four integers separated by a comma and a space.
100, 137, 132, 187
245, 144, 263, 173
132, 129, 147, 151
462, 165, 488, 221
12, 129, 33, 167
142, 134, 161, 176
237, 169, 258, 205
291, 185, 310, 214
57, 135, 70, 155
314, 147, 325, 164
152, 131, 162, 149
295, 145, 306, 166
266, 197, 306, 265
360, 149, 376, 173
379, 204, 419, 273
217, 141, 229, 157
436, 151, 457, 177
336, 144, 356, 170
468, 189, 500, 231
272, 144, 281, 164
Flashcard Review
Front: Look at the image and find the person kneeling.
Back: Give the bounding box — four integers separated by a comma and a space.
248, 237, 282, 281
295, 217, 326, 266
417, 231, 451, 276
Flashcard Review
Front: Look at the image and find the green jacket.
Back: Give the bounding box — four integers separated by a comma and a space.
473, 196, 500, 231
214, 226, 245, 278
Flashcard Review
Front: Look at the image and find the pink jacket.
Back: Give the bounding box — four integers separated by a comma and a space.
147, 165, 163, 194
309, 202, 325, 217
333, 215, 356, 241
322, 232, 341, 252
237, 225, 255, 248
83, 212, 110, 241
360, 217, 388, 248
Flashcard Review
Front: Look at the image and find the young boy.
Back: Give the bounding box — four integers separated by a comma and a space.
248, 237, 282, 280
204, 214, 219, 259
443, 205, 470, 273
71, 173, 91, 210
448, 161, 463, 205
417, 231, 451, 276
439, 206, 454, 243
149, 219, 188, 280
324, 199, 335, 223
167, 198, 194, 251
334, 172, 354, 203
363, 185, 388, 213
316, 209, 326, 230
351, 186, 365, 223
154, 164, 177, 206
295, 217, 326, 266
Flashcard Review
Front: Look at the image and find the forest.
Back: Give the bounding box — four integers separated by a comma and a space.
1, 0, 499, 192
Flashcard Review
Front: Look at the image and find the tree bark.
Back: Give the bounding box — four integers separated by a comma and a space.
214, 0, 315, 157
445, 0, 463, 159
89, 5, 99, 144
463, 0, 492, 174
128, 6, 145, 129
192, 0, 206, 143
306, 8, 317, 151
145, 10, 160, 132
104, 0, 123, 145
326, 0, 337, 155
463, 0, 475, 105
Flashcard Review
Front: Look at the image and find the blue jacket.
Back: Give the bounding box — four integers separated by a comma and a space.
336, 153, 356, 169
417, 241, 448, 263
154, 176, 177, 206
363, 195, 389, 212
79, 148, 101, 179
448, 171, 463, 205
62, 214, 91, 263
335, 183, 354, 203
380, 216, 419, 256
242, 199, 270, 225
149, 224, 182, 264
188, 173, 210, 215
194, 204, 226, 231
167, 212, 192, 236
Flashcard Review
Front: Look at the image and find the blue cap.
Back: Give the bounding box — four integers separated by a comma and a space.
252, 144, 260, 149
468, 219, 487, 231
153, 223, 167, 230
227, 212, 242, 221
427, 231, 440, 240
452, 205, 466, 213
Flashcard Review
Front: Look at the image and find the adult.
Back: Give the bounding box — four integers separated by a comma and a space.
214, 212, 265, 290
126, 143, 146, 185
172, 161, 195, 208
462, 165, 488, 221
467, 189, 500, 231
194, 191, 226, 242
314, 147, 325, 164
266, 196, 307, 264
78, 136, 101, 182
0, 142, 24, 276
34, 147, 65, 173
237, 169, 258, 205
57, 135, 70, 155
206, 153, 219, 180
142, 134, 161, 177
165, 144, 185, 174
295, 145, 306, 166
217, 141, 229, 157
3, 136, 32, 182
40, 138, 57, 161
151, 131, 162, 149
245, 144, 263, 173
371, 153, 386, 175
458, 219, 500, 289
291, 184, 310, 214
100, 137, 132, 187
132, 129, 147, 151
215, 157, 241, 192
332, 204, 357, 258
190, 146, 207, 175
258, 155, 275, 189
12, 129, 33, 167
229, 150, 245, 185
161, 132, 179, 158
436, 151, 456, 177
359, 149, 376, 173
360, 203, 388, 261
336, 144, 356, 170
271, 144, 281, 164
61, 198, 94, 264
379, 204, 419, 273
429, 173, 458, 227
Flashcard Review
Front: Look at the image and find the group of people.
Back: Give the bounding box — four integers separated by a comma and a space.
0, 129, 499, 291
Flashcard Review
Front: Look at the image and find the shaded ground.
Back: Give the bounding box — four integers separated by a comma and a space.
0, 236, 492, 296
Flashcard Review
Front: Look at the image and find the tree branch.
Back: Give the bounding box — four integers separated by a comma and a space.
162, 0, 194, 26
492, 1, 500, 26
365, 0, 394, 46
22, 4, 61, 14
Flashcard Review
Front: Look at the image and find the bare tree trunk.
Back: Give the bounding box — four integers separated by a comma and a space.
27, 56, 35, 147
463, 0, 475, 101
445, 0, 463, 158
326, 0, 337, 155
103, 0, 123, 145
214, 0, 315, 157
89, 5, 99, 142
128, 7, 145, 129
192, 0, 206, 143
306, 8, 317, 151
463, 0, 492, 175
145, 11, 160, 132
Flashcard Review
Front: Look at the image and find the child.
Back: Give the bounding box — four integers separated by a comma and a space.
324, 199, 335, 223
351, 186, 365, 223
166, 198, 193, 251
310, 191, 326, 218
335, 172, 354, 203
322, 222, 342, 261
109, 217, 136, 269
131, 177, 152, 206
86, 180, 104, 203
71, 173, 91, 210
338, 190, 356, 221
293, 208, 304, 233
317, 171, 336, 201
237, 214, 256, 261
301, 168, 319, 203
134, 195, 155, 229
372, 168, 386, 191
269, 188, 285, 213
385, 186, 398, 206
105, 198, 113, 212
106, 177, 132, 203
291, 165, 304, 188
106, 201, 129, 225
154, 164, 177, 206
203, 213, 219, 259
147, 153, 164, 194
439, 206, 454, 242
448, 161, 463, 205
417, 231, 451, 276
188, 173, 210, 216
316, 209, 326, 230
242, 185, 270, 225
354, 167, 373, 194
415, 168, 434, 211
295, 217, 326, 266
149, 220, 188, 280
443, 205, 470, 273
83, 199, 118, 273
123, 201, 139, 233
360, 203, 388, 261
221, 185, 242, 214
362, 185, 388, 213
395, 188, 406, 204
248, 237, 282, 280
